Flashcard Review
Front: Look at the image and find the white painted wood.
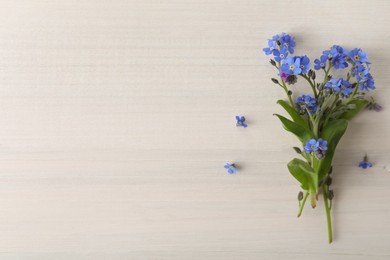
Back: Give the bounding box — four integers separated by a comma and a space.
0, 0, 389, 258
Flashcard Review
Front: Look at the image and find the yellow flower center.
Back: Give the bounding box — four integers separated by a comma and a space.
311, 145, 315, 149
290, 65, 295, 70
359, 72, 363, 76
354, 55, 360, 60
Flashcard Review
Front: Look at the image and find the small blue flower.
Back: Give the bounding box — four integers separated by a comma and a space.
224, 163, 237, 174
348, 48, 369, 63
314, 55, 327, 70
330, 45, 349, 69
339, 79, 353, 96
280, 57, 302, 75
317, 138, 328, 151
279, 33, 296, 54
236, 116, 248, 128
295, 94, 317, 115
273, 46, 288, 62
304, 139, 319, 153
263, 39, 277, 55
359, 73, 375, 91
298, 55, 311, 74
353, 63, 370, 81
263, 33, 296, 57
324, 78, 342, 93
358, 155, 372, 169
359, 161, 373, 169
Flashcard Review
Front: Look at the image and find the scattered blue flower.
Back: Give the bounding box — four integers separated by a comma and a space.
348, 48, 369, 64
295, 94, 318, 115
314, 55, 327, 70
236, 116, 248, 128
224, 163, 237, 174
358, 155, 372, 169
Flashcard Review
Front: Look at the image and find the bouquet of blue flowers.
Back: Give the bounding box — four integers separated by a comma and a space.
263, 33, 380, 243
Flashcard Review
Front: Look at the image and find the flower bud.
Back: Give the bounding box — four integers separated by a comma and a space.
271, 78, 279, 84
298, 191, 304, 201
287, 90, 293, 96
311, 71, 316, 80
307, 69, 313, 78
269, 59, 276, 66
293, 147, 302, 154
326, 176, 332, 186
328, 190, 334, 200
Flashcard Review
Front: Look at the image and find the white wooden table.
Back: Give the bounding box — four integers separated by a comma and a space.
0, 0, 389, 259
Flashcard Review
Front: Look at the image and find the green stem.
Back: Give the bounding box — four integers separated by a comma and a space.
300, 74, 318, 98
297, 191, 309, 217
322, 185, 333, 243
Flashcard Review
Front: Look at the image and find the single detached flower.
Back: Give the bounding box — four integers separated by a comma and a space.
224, 163, 237, 174
358, 155, 373, 169
235, 116, 247, 128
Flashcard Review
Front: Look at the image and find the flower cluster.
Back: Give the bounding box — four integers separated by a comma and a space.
263, 33, 381, 243
295, 94, 318, 115
304, 138, 328, 159
324, 78, 353, 97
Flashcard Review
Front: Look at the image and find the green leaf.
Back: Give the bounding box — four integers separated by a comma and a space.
277, 100, 309, 130
318, 119, 348, 181
338, 99, 368, 120
274, 114, 313, 143
287, 158, 317, 191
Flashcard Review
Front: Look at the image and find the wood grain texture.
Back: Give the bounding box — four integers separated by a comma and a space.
0, 0, 389, 259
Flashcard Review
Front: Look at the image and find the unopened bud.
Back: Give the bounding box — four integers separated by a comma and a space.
298, 191, 304, 201
293, 147, 302, 154
271, 78, 279, 84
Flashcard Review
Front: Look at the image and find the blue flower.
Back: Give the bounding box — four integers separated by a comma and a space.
273, 46, 288, 62
330, 45, 349, 69
263, 39, 277, 55
314, 55, 327, 70
280, 57, 302, 75
353, 64, 370, 81
295, 94, 317, 115
236, 116, 248, 128
359, 161, 372, 169
279, 33, 296, 53
263, 33, 296, 57
359, 73, 375, 91
304, 139, 319, 153
317, 138, 328, 151
358, 155, 372, 169
224, 163, 237, 174
339, 79, 353, 96
324, 78, 342, 93
348, 48, 369, 63
298, 55, 310, 74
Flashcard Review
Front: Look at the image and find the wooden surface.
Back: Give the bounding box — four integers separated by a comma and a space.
0, 0, 389, 259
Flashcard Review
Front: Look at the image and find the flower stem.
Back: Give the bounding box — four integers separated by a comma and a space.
297, 191, 309, 217
300, 74, 318, 98
322, 185, 333, 243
